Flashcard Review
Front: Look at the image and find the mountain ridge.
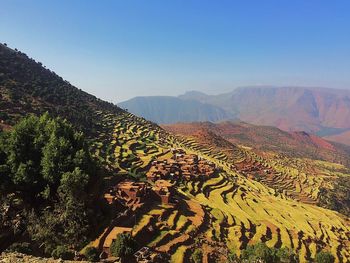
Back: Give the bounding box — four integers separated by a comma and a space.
120, 86, 350, 145
118, 95, 236, 124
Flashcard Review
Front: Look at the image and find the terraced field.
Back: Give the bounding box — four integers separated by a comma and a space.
91, 112, 173, 174
94, 112, 350, 262
3, 43, 348, 262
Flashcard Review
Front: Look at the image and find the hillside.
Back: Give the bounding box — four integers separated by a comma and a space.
0, 44, 349, 263
324, 130, 350, 146
118, 96, 235, 124
162, 121, 350, 166
91, 112, 350, 263
0, 43, 122, 136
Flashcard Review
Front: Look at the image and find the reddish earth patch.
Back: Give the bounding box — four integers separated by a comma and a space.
324, 130, 350, 146
290, 131, 336, 151
162, 121, 350, 165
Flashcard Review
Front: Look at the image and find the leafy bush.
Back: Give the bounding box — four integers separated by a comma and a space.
51, 245, 74, 260
241, 243, 273, 262
228, 249, 240, 263
315, 251, 335, 263
240, 243, 298, 263
276, 247, 298, 263
6, 242, 32, 254
84, 247, 100, 262
110, 233, 137, 258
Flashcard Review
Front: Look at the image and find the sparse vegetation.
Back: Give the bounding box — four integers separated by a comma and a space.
0, 43, 120, 136
318, 176, 350, 216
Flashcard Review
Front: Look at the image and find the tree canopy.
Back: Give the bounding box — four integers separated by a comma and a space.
0, 113, 97, 256
110, 233, 137, 258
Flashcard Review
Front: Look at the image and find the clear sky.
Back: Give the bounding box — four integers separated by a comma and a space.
1, 1, 350, 102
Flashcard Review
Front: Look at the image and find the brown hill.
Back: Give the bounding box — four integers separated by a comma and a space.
162, 121, 350, 166
324, 130, 350, 146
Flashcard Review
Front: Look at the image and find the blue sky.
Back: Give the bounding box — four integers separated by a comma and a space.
1, 1, 350, 102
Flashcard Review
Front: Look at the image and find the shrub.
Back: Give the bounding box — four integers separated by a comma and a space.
228, 249, 240, 263
110, 233, 137, 258
6, 242, 32, 254
84, 246, 100, 262
51, 245, 74, 260
276, 247, 298, 263
315, 251, 335, 263
254, 242, 276, 262
241, 242, 279, 262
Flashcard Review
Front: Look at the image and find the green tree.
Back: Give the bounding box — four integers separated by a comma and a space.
315, 251, 335, 263
0, 113, 97, 254
241, 242, 277, 263
110, 233, 137, 258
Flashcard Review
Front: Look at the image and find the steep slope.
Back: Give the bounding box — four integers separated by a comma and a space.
118, 96, 235, 124
1, 44, 349, 262
104, 112, 350, 263
0, 43, 122, 136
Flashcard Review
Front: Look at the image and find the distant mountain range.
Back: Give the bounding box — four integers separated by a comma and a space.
119, 86, 350, 145
118, 96, 235, 124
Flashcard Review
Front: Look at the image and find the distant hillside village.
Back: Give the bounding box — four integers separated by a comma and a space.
94, 149, 218, 262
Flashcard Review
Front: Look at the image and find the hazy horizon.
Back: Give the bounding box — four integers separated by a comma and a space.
1, 0, 350, 103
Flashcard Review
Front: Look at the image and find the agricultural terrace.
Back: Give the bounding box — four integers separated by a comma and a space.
90, 112, 349, 262
156, 133, 349, 262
